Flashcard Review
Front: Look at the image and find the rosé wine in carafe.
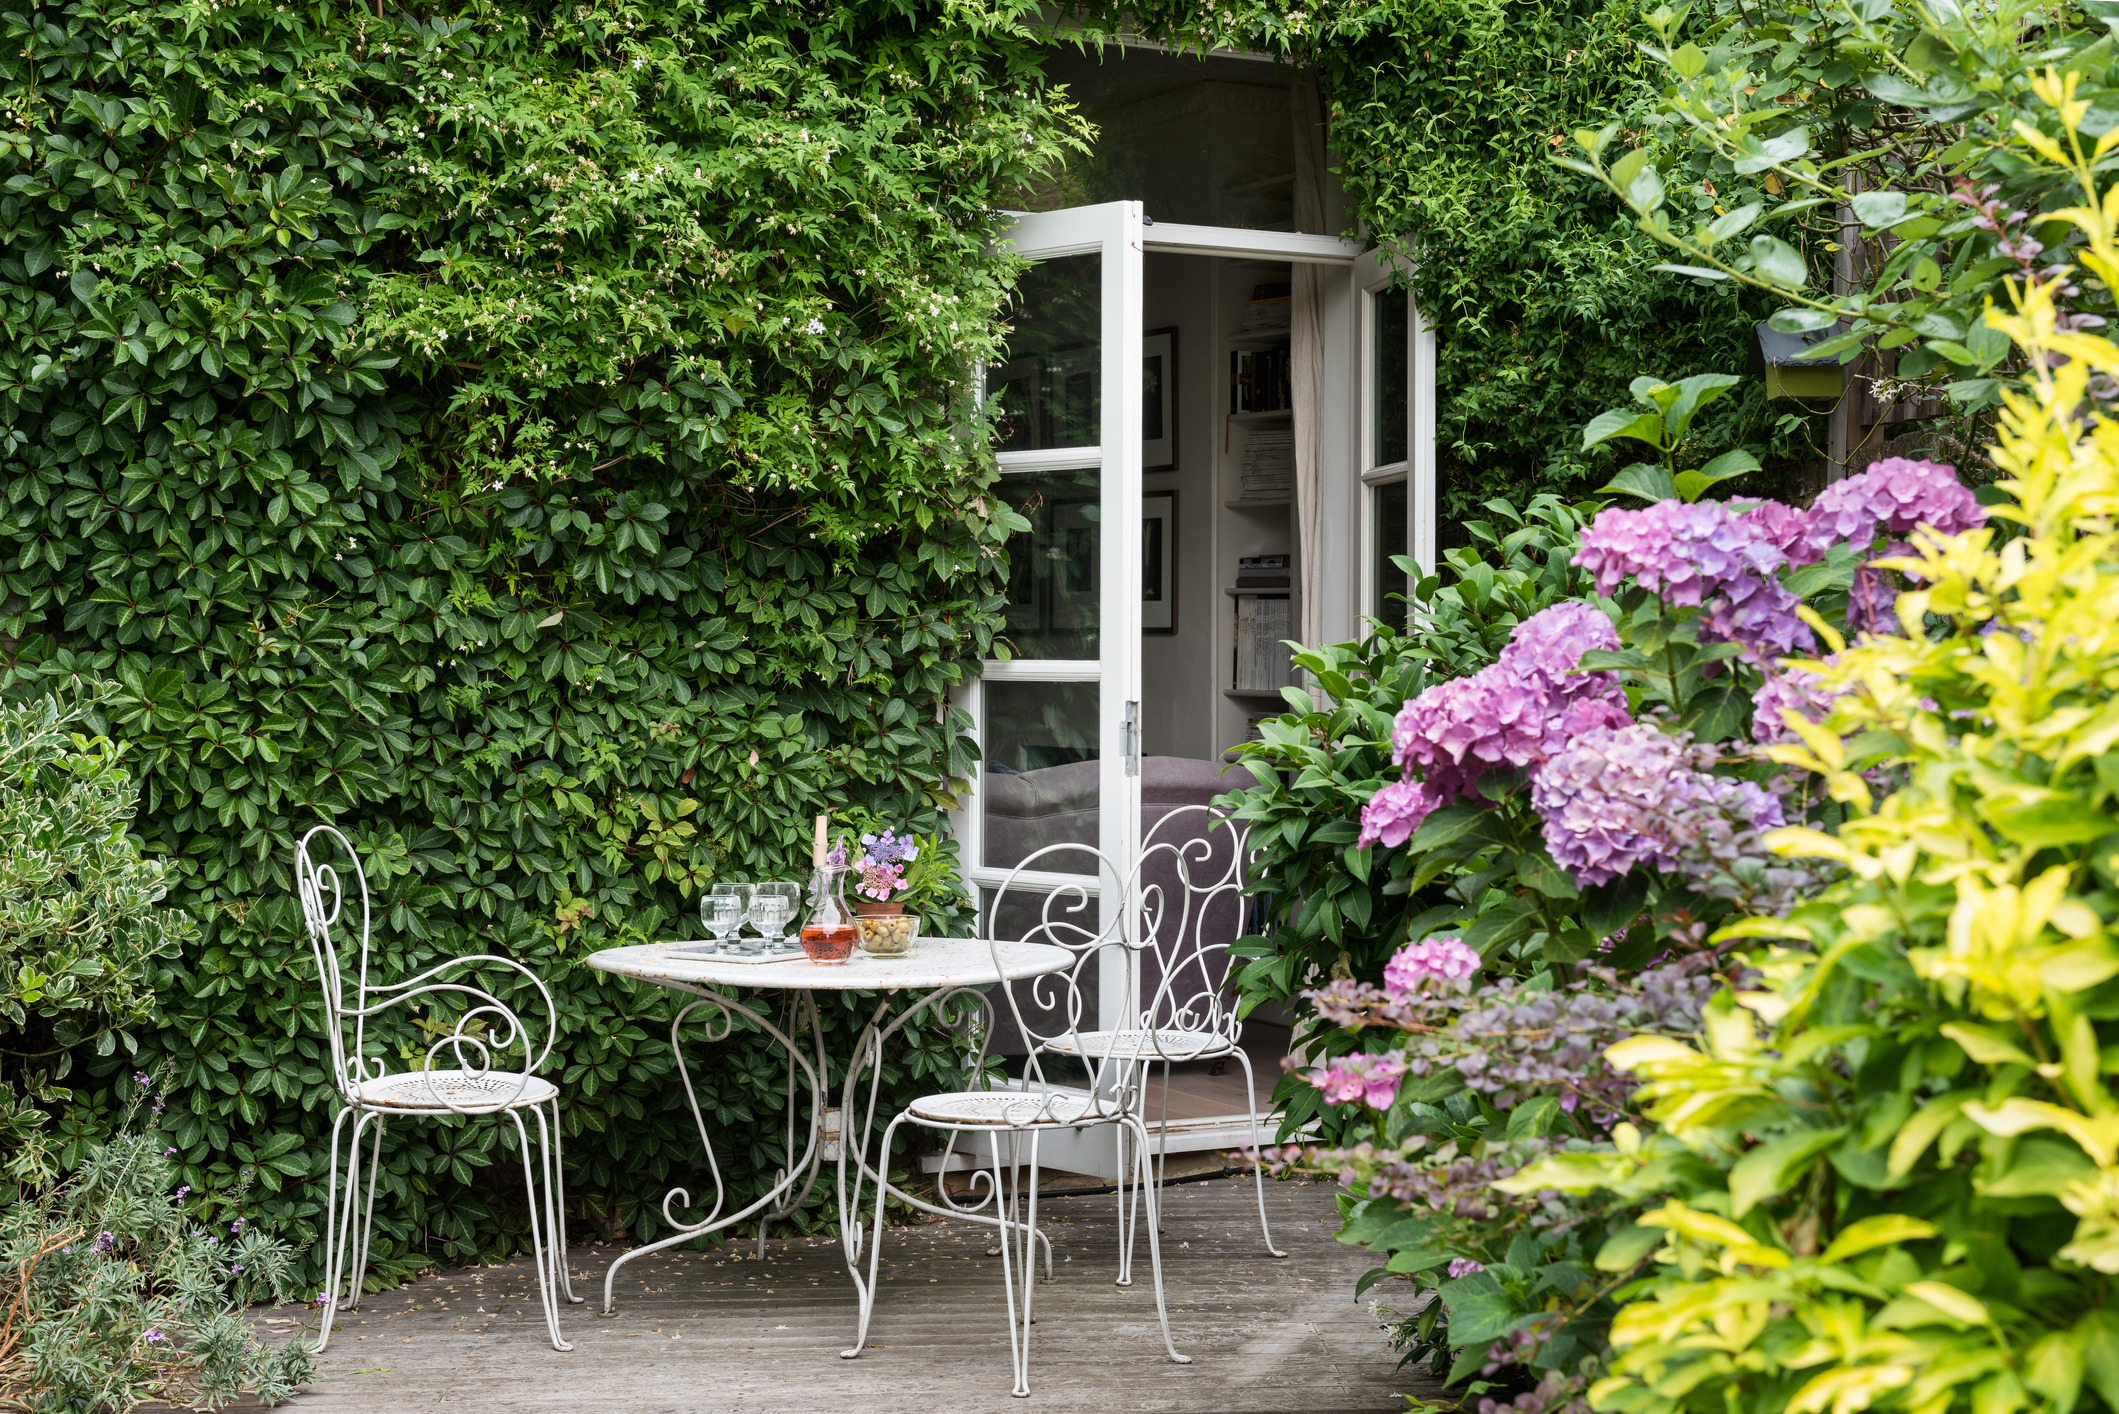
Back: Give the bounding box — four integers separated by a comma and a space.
797, 815, 857, 963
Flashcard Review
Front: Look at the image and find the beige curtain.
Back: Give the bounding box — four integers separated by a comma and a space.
1290, 70, 1329, 649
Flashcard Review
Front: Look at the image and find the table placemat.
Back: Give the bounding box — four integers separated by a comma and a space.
663, 942, 807, 965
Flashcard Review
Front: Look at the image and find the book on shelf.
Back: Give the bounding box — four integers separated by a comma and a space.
1228, 343, 1293, 413
1238, 554, 1289, 572
1235, 575, 1291, 589
1241, 283, 1292, 333
1242, 714, 1272, 744
1232, 593, 1294, 691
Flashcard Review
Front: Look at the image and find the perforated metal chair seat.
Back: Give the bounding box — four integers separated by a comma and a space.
1041, 1028, 1228, 1061
354, 1070, 559, 1112
907, 1089, 1104, 1128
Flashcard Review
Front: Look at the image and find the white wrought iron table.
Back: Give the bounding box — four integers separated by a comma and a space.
583, 937, 1072, 1329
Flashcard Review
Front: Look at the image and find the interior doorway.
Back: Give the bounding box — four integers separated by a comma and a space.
944, 43, 1434, 1161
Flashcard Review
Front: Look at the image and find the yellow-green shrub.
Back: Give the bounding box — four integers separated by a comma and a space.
1566, 123, 2119, 1411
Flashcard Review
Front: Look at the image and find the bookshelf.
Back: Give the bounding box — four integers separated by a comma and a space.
1212, 257, 1298, 755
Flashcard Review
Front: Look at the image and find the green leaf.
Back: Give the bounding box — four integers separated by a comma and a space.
1818, 1214, 1940, 1264
1850, 190, 1910, 227
1748, 234, 1808, 288
1653, 263, 1729, 282
1580, 873, 1651, 939
1608, 147, 1651, 192
1581, 409, 1665, 452
1598, 463, 1678, 502
1673, 448, 1759, 501
1939, 1022, 2037, 1067
1515, 850, 1580, 899
1979, 795, 2115, 847
1594, 1225, 1666, 1271
1439, 1272, 1516, 1347
1408, 804, 1492, 852
1680, 679, 1751, 743
1505, 1095, 1562, 1140
1729, 1126, 1848, 1216
1981, 1135, 2099, 1197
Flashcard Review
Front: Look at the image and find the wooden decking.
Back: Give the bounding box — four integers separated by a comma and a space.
263, 1174, 1438, 1413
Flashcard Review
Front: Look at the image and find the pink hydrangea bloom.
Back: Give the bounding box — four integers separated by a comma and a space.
1574, 499, 1814, 660
858, 861, 907, 901
1740, 499, 1823, 566
1357, 777, 1448, 850
1384, 936, 1482, 999
1359, 605, 1631, 849
1315, 1053, 1411, 1110
1804, 458, 1984, 556
1447, 1258, 1486, 1278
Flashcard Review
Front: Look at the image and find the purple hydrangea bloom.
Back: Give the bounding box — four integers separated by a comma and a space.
1384, 937, 1482, 1000
1751, 659, 1844, 745
1573, 500, 1814, 660
1530, 725, 1703, 885
1529, 724, 1782, 887
1494, 602, 1623, 703
1447, 1257, 1486, 1278
1804, 458, 1984, 556
859, 830, 919, 867
1844, 556, 1907, 637
1314, 1053, 1410, 1109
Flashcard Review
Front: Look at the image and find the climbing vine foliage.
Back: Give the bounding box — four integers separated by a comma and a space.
0, 0, 1079, 1272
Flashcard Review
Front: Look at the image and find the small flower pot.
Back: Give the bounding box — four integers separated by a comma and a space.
855, 900, 915, 956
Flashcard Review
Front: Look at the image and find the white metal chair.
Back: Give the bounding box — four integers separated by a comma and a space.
1039, 804, 1286, 1268
844, 841, 1192, 1397
295, 823, 580, 1353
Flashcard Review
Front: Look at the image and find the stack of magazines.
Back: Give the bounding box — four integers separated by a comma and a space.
1241, 282, 1291, 332
1237, 428, 1294, 501
1233, 594, 1294, 691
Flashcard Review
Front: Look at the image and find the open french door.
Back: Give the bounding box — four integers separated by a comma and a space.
955, 202, 1144, 1027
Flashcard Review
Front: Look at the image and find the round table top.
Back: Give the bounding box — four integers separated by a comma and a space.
585, 936, 1073, 992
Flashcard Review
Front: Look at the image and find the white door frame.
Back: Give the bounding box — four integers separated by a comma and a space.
1353, 248, 1438, 628
952, 210, 1422, 1028
953, 202, 1143, 1028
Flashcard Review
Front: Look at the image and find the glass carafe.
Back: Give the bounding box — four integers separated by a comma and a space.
797, 822, 857, 964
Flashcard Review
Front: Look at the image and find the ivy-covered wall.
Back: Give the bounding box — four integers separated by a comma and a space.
1110, 0, 1820, 519
0, 0, 1077, 1271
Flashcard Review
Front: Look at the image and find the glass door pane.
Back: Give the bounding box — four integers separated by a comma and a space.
1371, 283, 1409, 469
998, 466, 1100, 660
967, 202, 1144, 958
1371, 478, 1409, 629
980, 680, 1100, 872
989, 253, 1102, 453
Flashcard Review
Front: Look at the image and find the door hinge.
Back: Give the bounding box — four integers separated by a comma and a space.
1122, 701, 1139, 777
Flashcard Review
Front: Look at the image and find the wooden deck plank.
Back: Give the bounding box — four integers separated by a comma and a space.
254, 1176, 1436, 1413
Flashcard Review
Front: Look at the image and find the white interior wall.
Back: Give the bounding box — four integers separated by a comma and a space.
1140, 251, 1217, 762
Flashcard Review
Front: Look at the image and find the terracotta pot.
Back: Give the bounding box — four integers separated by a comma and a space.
855, 899, 905, 917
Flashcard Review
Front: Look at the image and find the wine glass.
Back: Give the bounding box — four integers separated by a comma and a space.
753, 881, 802, 953
699, 895, 746, 952
747, 893, 795, 952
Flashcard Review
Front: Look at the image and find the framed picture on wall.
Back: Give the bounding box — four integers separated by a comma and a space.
1143, 327, 1176, 470
1142, 491, 1176, 634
